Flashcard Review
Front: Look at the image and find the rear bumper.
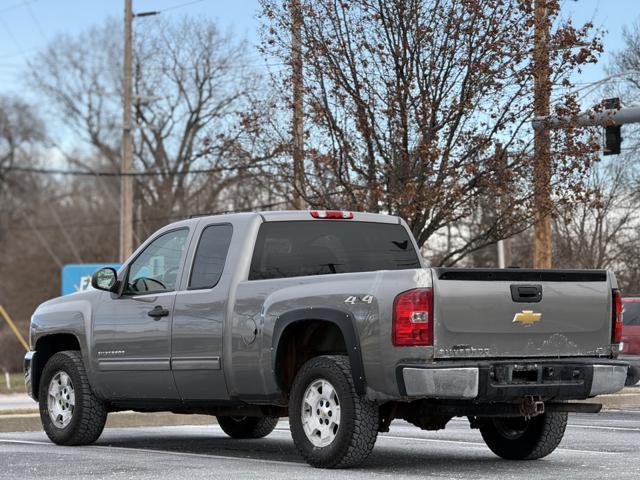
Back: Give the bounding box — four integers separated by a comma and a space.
619, 355, 640, 370
398, 358, 628, 401
619, 355, 640, 381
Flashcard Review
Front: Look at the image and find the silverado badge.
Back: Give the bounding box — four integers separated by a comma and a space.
513, 310, 542, 326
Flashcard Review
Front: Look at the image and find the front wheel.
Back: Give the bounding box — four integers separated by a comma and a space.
479, 412, 568, 460
216, 416, 279, 439
38, 350, 108, 445
289, 355, 379, 469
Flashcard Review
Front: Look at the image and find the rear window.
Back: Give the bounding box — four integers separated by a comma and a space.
249, 221, 421, 280
623, 302, 640, 326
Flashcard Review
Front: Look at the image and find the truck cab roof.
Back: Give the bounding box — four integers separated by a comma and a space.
164, 210, 403, 231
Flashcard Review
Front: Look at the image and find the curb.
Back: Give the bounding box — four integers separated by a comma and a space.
590, 392, 640, 411
0, 411, 216, 433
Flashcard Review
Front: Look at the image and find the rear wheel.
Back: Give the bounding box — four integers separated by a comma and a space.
289, 355, 379, 468
479, 412, 568, 460
216, 416, 279, 439
39, 350, 108, 445
625, 367, 640, 386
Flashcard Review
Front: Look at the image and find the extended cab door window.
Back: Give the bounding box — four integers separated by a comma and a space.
188, 224, 233, 289
124, 228, 189, 295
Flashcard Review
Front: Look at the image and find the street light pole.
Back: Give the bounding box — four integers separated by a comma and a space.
120, 0, 134, 262
532, 105, 640, 130
532, 0, 552, 269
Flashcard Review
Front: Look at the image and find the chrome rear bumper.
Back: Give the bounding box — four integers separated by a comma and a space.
399, 359, 628, 400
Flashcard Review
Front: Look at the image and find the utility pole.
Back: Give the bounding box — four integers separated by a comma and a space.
532, 0, 552, 269
120, 0, 134, 262
291, 0, 305, 209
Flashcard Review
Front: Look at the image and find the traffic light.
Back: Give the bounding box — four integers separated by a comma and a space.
603, 125, 622, 156
602, 98, 622, 156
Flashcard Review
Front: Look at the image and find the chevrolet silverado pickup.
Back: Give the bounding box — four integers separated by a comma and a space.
25, 210, 628, 468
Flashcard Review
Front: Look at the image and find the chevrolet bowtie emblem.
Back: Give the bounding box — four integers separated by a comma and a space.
513, 310, 542, 326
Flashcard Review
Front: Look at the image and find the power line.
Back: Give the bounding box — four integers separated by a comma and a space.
0, 16, 25, 54
5, 164, 254, 177
2, 200, 293, 234
1, 189, 358, 234
157, 0, 207, 14
0, 48, 36, 60
0, 0, 39, 15
24, 1, 47, 42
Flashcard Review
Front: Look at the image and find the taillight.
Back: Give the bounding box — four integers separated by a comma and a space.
612, 289, 623, 344
393, 288, 433, 346
310, 210, 353, 219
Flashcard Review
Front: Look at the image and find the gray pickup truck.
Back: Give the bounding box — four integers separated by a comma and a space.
25, 210, 627, 468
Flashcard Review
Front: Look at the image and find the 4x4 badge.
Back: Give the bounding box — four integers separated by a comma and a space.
513, 310, 542, 326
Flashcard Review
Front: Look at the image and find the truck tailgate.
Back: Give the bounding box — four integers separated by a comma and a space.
432, 268, 613, 358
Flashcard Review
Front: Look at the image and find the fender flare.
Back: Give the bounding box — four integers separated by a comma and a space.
271, 307, 367, 395
28, 332, 84, 401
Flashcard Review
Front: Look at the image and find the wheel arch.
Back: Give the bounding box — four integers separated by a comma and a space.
272, 308, 366, 395
31, 333, 82, 400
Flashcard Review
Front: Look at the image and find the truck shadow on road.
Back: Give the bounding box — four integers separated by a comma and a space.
93, 428, 563, 476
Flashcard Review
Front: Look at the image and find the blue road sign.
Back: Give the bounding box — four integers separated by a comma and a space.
62, 264, 121, 296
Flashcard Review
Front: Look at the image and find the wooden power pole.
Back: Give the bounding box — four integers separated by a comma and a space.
291, 0, 305, 209
532, 0, 552, 269
120, 0, 134, 262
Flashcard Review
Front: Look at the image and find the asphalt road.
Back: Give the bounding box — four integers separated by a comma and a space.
1, 412, 639, 480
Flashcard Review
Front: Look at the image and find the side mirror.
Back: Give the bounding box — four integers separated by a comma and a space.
91, 267, 119, 292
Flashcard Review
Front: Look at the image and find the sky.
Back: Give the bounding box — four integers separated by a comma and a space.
0, 0, 639, 107
0, 0, 265, 93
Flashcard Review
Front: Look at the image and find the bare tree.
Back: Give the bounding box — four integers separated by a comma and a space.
0, 96, 45, 196
0, 159, 123, 372
562, 18, 640, 293
554, 158, 639, 276
261, 0, 602, 264
29, 17, 274, 235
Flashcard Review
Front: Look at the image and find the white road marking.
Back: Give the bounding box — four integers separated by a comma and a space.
0, 439, 50, 446
1, 420, 628, 460
0, 438, 306, 467
272, 427, 624, 455
568, 424, 640, 432
91, 444, 306, 467
376, 434, 624, 455
441, 416, 640, 432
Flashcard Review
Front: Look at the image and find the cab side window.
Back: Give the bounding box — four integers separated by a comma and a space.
125, 229, 189, 294
189, 224, 233, 290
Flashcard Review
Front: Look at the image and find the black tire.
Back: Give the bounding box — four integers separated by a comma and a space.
480, 412, 568, 460
38, 350, 108, 446
625, 367, 640, 387
216, 416, 279, 439
289, 355, 378, 469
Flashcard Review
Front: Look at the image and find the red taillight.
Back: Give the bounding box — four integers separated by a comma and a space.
310, 210, 353, 219
612, 289, 623, 344
393, 288, 433, 346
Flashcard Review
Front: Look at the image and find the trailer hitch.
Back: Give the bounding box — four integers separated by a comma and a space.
519, 395, 545, 419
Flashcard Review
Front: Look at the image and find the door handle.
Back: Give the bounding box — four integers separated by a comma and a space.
148, 305, 170, 319
510, 284, 542, 303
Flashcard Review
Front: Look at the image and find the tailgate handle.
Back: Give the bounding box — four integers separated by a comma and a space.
510, 284, 542, 303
